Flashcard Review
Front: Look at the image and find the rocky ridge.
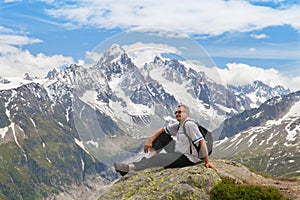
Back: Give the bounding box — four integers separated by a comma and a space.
99, 160, 300, 200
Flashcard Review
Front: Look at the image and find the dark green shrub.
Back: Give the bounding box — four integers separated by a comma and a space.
210, 177, 291, 200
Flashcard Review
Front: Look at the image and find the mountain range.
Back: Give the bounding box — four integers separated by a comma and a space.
212, 90, 300, 178
0, 44, 297, 199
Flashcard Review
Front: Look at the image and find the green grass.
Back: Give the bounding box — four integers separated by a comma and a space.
210, 177, 291, 200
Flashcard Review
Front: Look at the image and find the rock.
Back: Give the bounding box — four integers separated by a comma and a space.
99, 160, 300, 200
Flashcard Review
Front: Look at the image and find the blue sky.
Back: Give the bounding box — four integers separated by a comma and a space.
0, 0, 300, 91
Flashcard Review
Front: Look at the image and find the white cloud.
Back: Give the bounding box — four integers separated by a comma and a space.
0, 47, 74, 78
0, 34, 42, 46
44, 0, 300, 36
250, 33, 268, 39
81, 51, 103, 68
213, 63, 300, 92
0, 26, 15, 34
0, 25, 74, 78
2, 0, 22, 3
123, 42, 181, 67
82, 42, 181, 68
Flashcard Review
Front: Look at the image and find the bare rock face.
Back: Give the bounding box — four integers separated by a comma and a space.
99, 160, 300, 200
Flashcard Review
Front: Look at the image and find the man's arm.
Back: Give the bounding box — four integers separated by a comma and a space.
144, 127, 165, 153
199, 139, 217, 171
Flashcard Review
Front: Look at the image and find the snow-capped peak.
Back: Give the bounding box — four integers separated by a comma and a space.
97, 43, 126, 65
0, 76, 47, 91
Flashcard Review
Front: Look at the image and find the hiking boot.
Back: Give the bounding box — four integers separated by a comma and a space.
114, 162, 129, 176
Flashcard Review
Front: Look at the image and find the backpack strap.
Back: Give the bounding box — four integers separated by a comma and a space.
182, 119, 201, 155
180, 119, 213, 159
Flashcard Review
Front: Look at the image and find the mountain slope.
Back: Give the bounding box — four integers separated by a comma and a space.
229, 80, 290, 109
0, 82, 116, 199
213, 91, 300, 178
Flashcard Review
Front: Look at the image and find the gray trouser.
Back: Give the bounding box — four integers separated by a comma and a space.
133, 133, 195, 171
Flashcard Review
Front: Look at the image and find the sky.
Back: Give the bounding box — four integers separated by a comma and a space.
0, 0, 300, 91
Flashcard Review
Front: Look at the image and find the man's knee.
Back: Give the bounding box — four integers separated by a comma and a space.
152, 132, 174, 152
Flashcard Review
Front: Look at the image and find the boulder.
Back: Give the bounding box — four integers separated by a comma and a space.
99, 160, 300, 200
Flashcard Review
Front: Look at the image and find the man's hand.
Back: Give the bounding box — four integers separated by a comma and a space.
205, 161, 217, 172
143, 128, 165, 153
199, 140, 217, 172
144, 140, 153, 153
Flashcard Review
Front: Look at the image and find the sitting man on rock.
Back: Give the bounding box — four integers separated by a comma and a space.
114, 104, 217, 176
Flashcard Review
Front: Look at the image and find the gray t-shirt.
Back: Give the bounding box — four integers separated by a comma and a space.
164, 118, 204, 163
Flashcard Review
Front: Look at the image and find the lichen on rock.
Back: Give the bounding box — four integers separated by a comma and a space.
100, 161, 220, 200
99, 160, 300, 200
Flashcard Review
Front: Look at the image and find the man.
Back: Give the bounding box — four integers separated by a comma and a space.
114, 104, 217, 176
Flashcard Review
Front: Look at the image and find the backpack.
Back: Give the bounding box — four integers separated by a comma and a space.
182, 119, 213, 159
